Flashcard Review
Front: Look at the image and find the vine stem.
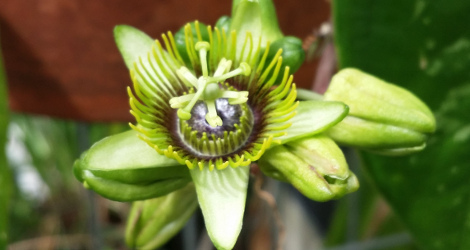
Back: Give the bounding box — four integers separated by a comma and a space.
252, 166, 285, 250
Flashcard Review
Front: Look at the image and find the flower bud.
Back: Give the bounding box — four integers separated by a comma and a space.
258, 134, 359, 202
324, 68, 436, 155
126, 184, 198, 249
266, 36, 305, 83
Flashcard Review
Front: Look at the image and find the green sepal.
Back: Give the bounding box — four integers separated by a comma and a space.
81, 170, 190, 202
190, 166, 250, 250
230, 0, 283, 50
114, 25, 154, 69
259, 135, 359, 202
266, 36, 305, 82
324, 68, 436, 155
326, 116, 427, 152
73, 130, 189, 184
276, 100, 349, 144
126, 183, 198, 249
174, 21, 210, 65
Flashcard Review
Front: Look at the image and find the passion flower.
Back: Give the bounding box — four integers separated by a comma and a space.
73, 0, 358, 249
129, 24, 298, 171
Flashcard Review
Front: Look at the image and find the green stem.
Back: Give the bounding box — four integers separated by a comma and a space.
0, 36, 12, 249
296, 88, 324, 101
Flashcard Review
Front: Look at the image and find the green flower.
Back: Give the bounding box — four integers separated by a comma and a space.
73, 1, 357, 249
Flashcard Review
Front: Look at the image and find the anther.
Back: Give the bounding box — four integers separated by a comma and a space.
205, 100, 223, 127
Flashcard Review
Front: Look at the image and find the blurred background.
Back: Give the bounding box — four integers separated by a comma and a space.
1, 0, 469, 249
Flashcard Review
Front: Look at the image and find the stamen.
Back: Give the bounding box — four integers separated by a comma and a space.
222, 91, 249, 104
176, 67, 198, 87
211, 62, 251, 83
213, 58, 232, 77
178, 77, 209, 120
169, 93, 196, 108
173, 60, 251, 125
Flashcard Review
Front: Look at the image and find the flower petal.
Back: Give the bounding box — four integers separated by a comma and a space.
114, 25, 154, 69
190, 166, 250, 250
276, 100, 349, 144
74, 130, 188, 184
81, 170, 190, 202
231, 0, 283, 48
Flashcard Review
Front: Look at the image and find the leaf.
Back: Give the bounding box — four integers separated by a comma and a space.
362, 84, 470, 249
114, 25, 155, 69
333, 0, 470, 249
0, 36, 12, 249
190, 166, 250, 250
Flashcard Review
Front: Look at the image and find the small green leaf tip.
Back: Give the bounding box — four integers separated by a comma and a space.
324, 68, 436, 155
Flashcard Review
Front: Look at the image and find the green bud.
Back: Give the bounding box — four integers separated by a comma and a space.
324, 68, 436, 155
258, 134, 359, 202
265, 36, 305, 83
215, 16, 231, 33
126, 183, 198, 249
73, 130, 191, 201
174, 21, 210, 65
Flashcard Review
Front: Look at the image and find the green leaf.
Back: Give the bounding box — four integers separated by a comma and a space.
362, 84, 470, 249
333, 0, 470, 248
0, 34, 11, 249
114, 25, 154, 69
277, 100, 349, 144
190, 166, 250, 250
